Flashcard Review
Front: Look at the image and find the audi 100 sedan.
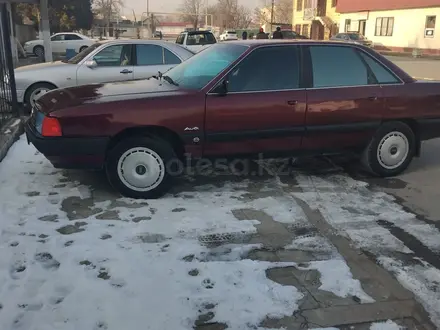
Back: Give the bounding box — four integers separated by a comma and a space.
25, 40, 440, 198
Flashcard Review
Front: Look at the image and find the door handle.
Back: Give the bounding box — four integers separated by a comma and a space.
287, 100, 298, 106
368, 96, 378, 101
120, 69, 133, 74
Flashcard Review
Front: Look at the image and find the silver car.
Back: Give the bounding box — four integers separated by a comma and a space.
14, 39, 195, 108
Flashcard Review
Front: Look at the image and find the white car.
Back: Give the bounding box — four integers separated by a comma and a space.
23, 32, 96, 57
219, 31, 238, 41
13, 40, 195, 108
175, 31, 217, 53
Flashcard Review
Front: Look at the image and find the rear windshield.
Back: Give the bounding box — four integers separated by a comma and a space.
348, 33, 365, 40
226, 31, 236, 34
186, 33, 216, 45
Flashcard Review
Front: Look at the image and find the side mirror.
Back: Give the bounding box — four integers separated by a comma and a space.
211, 78, 229, 95
85, 60, 97, 68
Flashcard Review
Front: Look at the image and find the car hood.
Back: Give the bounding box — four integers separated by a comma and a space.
15, 61, 70, 74
37, 78, 185, 114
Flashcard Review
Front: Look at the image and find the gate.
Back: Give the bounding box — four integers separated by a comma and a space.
0, 3, 18, 128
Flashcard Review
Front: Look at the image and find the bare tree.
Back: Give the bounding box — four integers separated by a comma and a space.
275, 0, 292, 24
179, 0, 204, 29
93, 0, 124, 36
254, 0, 292, 26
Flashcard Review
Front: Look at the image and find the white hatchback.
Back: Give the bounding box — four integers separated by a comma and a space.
219, 31, 238, 41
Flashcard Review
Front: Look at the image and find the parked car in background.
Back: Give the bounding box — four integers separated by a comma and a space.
23, 32, 96, 58
176, 30, 217, 52
15, 39, 194, 108
330, 33, 372, 47
279, 30, 309, 39
219, 31, 238, 41
25, 40, 440, 199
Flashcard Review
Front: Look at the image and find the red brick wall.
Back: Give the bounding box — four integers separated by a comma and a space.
337, 0, 440, 13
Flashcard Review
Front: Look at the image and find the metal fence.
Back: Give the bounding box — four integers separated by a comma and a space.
0, 3, 18, 128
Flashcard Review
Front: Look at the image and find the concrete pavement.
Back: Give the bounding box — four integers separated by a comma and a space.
387, 56, 440, 80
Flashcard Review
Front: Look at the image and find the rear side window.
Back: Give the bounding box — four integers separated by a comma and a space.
228, 46, 300, 92
358, 52, 400, 84
164, 48, 181, 64
65, 34, 82, 40
310, 46, 368, 87
136, 44, 163, 65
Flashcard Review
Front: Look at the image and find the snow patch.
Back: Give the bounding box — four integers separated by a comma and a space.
299, 259, 374, 303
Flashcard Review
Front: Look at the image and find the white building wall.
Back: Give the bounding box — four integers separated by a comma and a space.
339, 7, 440, 50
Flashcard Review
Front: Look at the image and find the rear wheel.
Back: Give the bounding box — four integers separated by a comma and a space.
362, 121, 416, 177
79, 46, 88, 53
106, 137, 182, 199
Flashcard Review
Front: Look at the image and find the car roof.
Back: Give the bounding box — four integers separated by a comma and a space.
222, 39, 362, 47
182, 30, 214, 35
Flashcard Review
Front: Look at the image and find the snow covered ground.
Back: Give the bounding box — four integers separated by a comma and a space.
0, 136, 439, 329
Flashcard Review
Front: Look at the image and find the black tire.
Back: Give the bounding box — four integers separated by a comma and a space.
79, 46, 88, 53
106, 136, 182, 199
33, 45, 44, 58
24, 82, 56, 109
362, 121, 416, 177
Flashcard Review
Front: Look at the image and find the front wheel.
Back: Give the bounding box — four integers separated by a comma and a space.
362, 121, 416, 177
79, 46, 88, 53
106, 137, 182, 199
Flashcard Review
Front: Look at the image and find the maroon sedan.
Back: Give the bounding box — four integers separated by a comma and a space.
25, 40, 440, 198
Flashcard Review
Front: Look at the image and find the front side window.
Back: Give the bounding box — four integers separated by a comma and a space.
227, 46, 300, 92
310, 45, 369, 87
375, 17, 394, 36
93, 44, 132, 67
136, 44, 163, 65
164, 43, 248, 90
51, 34, 65, 41
358, 52, 400, 84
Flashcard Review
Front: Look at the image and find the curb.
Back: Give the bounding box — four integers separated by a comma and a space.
0, 117, 24, 163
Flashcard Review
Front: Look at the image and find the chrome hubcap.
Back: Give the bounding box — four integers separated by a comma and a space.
377, 131, 409, 170
117, 147, 165, 192
30, 88, 50, 107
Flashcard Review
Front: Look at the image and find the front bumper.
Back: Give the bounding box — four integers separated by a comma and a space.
25, 118, 109, 169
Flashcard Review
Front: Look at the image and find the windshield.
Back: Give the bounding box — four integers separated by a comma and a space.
66, 43, 101, 64
163, 43, 248, 90
348, 33, 365, 40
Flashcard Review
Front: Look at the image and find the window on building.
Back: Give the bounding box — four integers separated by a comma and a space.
295, 24, 301, 33
304, 0, 311, 8
332, 0, 337, 7
426, 16, 436, 29
302, 24, 309, 37
297, 0, 302, 11
344, 19, 351, 32
375, 17, 394, 36
310, 46, 370, 87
